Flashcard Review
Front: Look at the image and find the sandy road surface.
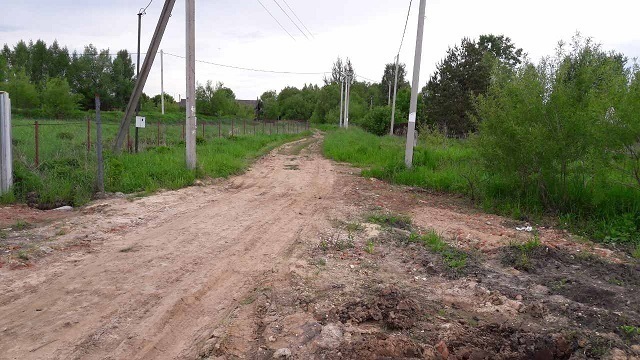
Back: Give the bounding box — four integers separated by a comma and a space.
0, 136, 335, 359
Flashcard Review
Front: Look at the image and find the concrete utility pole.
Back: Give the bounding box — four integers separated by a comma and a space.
344, 71, 351, 128
114, 0, 176, 152
161, 49, 165, 115
390, 54, 400, 136
405, 0, 426, 168
185, 0, 196, 170
388, 81, 391, 105
339, 76, 344, 127
0, 92, 12, 194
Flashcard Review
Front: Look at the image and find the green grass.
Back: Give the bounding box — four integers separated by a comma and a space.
408, 230, 468, 269
323, 127, 640, 248
502, 237, 542, 272
7, 115, 310, 207
366, 212, 412, 230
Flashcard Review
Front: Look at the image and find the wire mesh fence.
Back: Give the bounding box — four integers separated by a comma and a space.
11, 118, 310, 168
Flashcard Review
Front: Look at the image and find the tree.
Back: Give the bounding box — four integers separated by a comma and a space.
48, 40, 71, 79
29, 39, 50, 89
260, 90, 279, 120
42, 77, 79, 118
476, 35, 627, 211
324, 57, 354, 85
423, 34, 524, 136
111, 50, 135, 110
380, 62, 408, 105
68, 45, 114, 109
11, 41, 30, 74
4, 69, 39, 108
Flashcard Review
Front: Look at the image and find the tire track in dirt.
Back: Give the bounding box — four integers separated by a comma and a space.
0, 134, 334, 359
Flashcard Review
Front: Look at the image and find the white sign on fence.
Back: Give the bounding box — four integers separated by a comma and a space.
135, 116, 146, 128
0, 91, 13, 194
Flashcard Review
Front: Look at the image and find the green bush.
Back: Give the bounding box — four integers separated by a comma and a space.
358, 106, 391, 136
42, 77, 79, 119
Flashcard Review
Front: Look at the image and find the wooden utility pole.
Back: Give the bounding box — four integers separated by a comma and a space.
114, 0, 176, 152
185, 0, 196, 169
405, 0, 426, 168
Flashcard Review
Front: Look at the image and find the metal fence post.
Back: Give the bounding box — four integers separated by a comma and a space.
87, 117, 91, 152
0, 92, 12, 194
218, 119, 221, 138
34, 121, 39, 167
202, 122, 205, 138
243, 119, 246, 135
231, 119, 234, 136
157, 121, 160, 146
95, 95, 104, 193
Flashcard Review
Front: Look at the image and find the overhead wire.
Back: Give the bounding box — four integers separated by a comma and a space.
164, 52, 328, 75
139, 0, 153, 15
271, 0, 309, 40
256, 0, 296, 41
397, 0, 413, 56
281, 0, 315, 39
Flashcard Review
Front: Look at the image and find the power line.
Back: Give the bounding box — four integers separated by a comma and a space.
271, 0, 309, 40
354, 74, 376, 83
397, 0, 413, 56
139, 0, 153, 14
164, 52, 328, 75
281, 0, 314, 39
256, 0, 296, 41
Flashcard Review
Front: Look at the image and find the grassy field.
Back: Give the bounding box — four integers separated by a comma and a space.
6, 113, 309, 208
323, 127, 640, 253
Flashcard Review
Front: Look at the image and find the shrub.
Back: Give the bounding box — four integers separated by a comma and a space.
358, 106, 391, 136
42, 77, 79, 119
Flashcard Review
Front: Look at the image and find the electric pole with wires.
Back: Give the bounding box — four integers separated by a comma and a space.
390, 54, 400, 135
185, 0, 196, 170
405, 0, 426, 168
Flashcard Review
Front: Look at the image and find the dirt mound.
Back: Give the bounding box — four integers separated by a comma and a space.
322, 333, 428, 360
332, 286, 420, 330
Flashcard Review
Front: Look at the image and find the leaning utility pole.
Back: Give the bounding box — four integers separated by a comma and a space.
114, 0, 176, 152
404, 0, 426, 168
388, 81, 391, 105
161, 49, 165, 115
185, 0, 196, 170
390, 54, 400, 136
339, 76, 344, 127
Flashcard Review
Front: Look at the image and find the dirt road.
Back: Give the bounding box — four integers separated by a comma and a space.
0, 136, 336, 359
1, 134, 639, 360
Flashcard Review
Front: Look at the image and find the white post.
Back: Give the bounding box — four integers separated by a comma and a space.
185, 0, 196, 170
344, 72, 351, 128
161, 49, 165, 115
390, 54, 400, 136
405, 0, 426, 168
0, 92, 13, 194
339, 77, 344, 127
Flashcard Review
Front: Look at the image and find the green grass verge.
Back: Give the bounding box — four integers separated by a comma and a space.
323, 127, 640, 248
7, 131, 309, 208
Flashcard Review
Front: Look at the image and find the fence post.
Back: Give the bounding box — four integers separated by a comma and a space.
0, 92, 13, 194
182, 123, 185, 140
202, 122, 205, 138
231, 119, 234, 136
218, 119, 221, 138
243, 119, 246, 135
95, 95, 104, 193
157, 121, 160, 146
87, 117, 91, 152
34, 121, 40, 167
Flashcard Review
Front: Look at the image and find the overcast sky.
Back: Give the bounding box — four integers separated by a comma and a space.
3, 0, 640, 100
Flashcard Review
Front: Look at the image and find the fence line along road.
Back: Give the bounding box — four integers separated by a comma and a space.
11, 119, 310, 168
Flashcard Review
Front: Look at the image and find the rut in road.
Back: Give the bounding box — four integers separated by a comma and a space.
0, 135, 334, 359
